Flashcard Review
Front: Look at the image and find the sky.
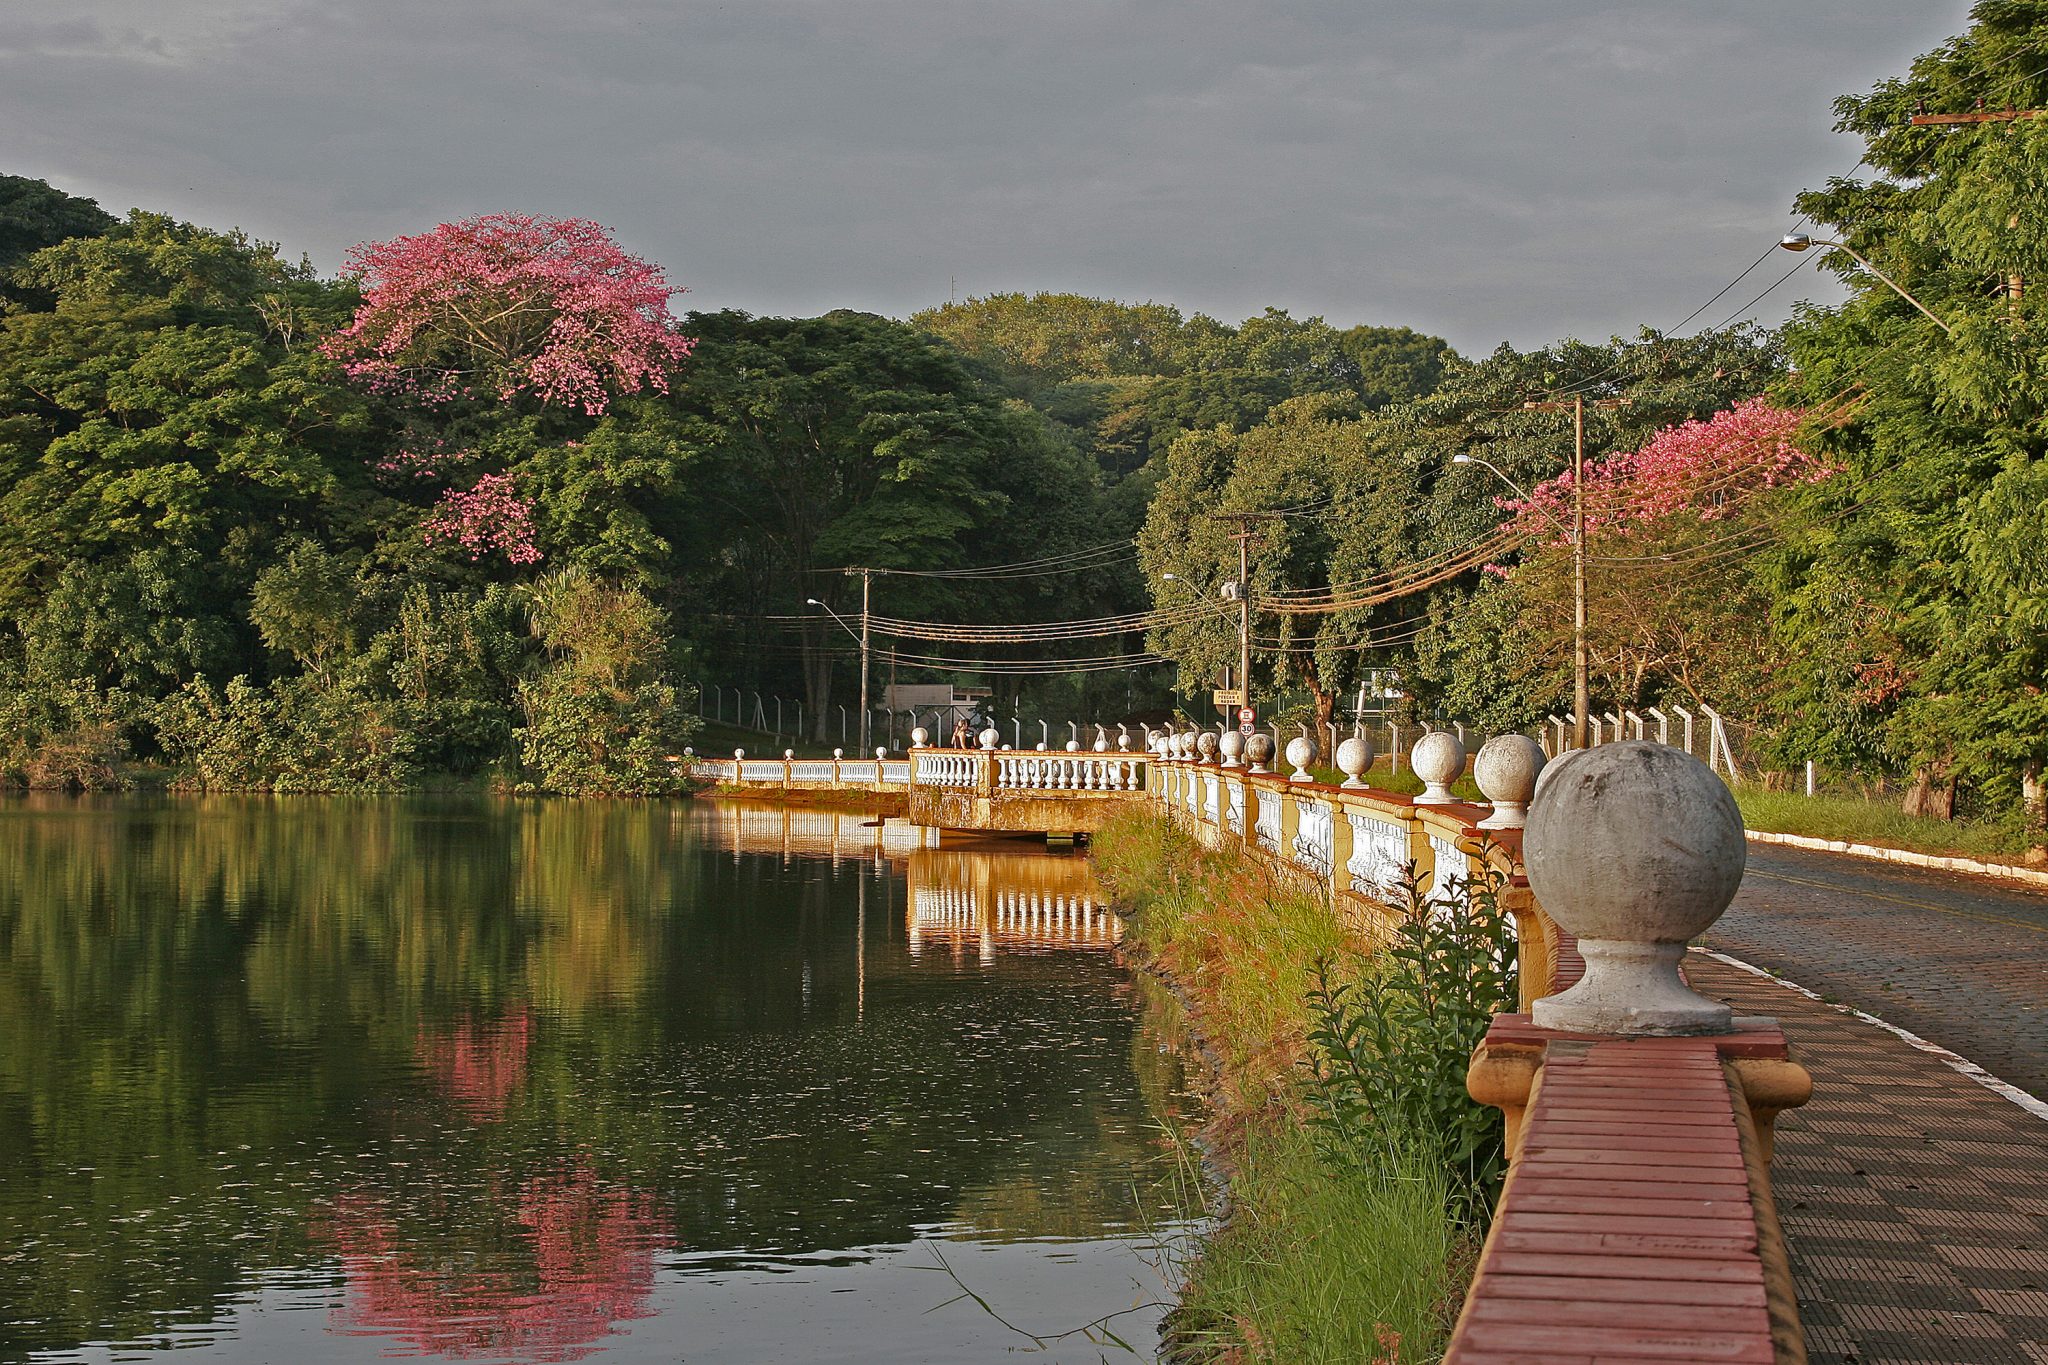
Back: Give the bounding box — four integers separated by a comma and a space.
1, 1, 1975, 357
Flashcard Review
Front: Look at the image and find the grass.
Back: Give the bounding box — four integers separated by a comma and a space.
1092, 809, 1472, 1363
1092, 807, 1363, 1117
1164, 1125, 1466, 1365
1734, 787, 2043, 865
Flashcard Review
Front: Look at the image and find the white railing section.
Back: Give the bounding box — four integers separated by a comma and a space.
1226, 779, 1246, 835
881, 760, 910, 784
739, 760, 785, 782
993, 754, 1145, 792
789, 761, 837, 783
915, 752, 981, 788
1254, 788, 1281, 852
1292, 797, 1334, 877
696, 759, 737, 781
1202, 773, 1221, 826
1347, 809, 1408, 900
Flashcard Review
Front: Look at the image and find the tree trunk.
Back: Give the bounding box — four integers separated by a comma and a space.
1902, 764, 1956, 821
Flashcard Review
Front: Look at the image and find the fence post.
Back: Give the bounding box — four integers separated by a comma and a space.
1673, 705, 1695, 757
1805, 760, 1816, 797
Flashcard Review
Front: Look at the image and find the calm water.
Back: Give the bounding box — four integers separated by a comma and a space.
0, 796, 1194, 1364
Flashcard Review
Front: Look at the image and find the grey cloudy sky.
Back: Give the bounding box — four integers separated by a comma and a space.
2, 1, 1972, 356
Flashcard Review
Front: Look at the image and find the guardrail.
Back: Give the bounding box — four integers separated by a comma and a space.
689, 753, 912, 792
1145, 746, 1811, 1363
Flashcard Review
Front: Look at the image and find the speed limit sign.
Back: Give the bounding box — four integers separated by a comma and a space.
1238, 706, 1256, 735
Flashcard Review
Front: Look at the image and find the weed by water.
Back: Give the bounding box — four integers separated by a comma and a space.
1163, 1123, 1467, 1365
1302, 863, 1519, 1221
1092, 807, 1360, 1115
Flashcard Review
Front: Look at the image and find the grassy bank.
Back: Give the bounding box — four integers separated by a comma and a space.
1093, 808, 1501, 1364
1734, 787, 2044, 866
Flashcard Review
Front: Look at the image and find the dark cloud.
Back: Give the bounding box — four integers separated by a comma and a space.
2, 1, 1973, 354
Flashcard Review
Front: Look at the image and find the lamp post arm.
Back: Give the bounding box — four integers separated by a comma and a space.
1809, 239, 1954, 336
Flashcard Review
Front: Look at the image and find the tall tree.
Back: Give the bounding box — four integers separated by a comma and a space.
1768, 0, 2048, 830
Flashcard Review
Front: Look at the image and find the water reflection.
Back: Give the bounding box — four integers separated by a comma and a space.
0, 795, 1190, 1364
907, 846, 1122, 961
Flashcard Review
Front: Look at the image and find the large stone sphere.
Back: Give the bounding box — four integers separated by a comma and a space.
1284, 734, 1318, 781
910, 726, 930, 747
1218, 729, 1247, 766
1474, 734, 1546, 828
979, 727, 1001, 750
1196, 731, 1219, 763
1244, 732, 1276, 771
1525, 740, 1744, 945
1335, 734, 1375, 786
1412, 730, 1468, 804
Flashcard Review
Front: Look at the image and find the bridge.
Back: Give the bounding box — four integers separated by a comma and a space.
693, 725, 2048, 1363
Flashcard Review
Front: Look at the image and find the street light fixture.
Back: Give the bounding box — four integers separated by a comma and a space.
805, 597, 871, 753
1453, 417, 1608, 753
1778, 233, 1954, 335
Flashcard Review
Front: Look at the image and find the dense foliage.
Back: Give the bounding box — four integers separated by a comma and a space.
7, 3, 2046, 828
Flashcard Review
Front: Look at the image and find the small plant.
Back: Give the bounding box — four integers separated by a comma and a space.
1301, 859, 1519, 1217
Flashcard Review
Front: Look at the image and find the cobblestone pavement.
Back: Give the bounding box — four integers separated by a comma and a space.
1686, 952, 2048, 1365
1706, 842, 2048, 1101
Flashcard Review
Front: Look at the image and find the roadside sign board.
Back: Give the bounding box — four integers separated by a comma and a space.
1211, 688, 1245, 707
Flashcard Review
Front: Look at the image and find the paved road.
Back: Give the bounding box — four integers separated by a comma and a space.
1705, 841, 2048, 1101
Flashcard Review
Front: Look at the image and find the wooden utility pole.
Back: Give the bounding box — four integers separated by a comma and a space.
1203, 512, 1285, 722
845, 567, 873, 753
1522, 396, 1631, 751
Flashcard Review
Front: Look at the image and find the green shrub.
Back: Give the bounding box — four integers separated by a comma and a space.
1301, 862, 1518, 1217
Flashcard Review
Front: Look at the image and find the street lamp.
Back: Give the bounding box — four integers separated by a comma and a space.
1161, 569, 1252, 725
1778, 233, 1953, 335
1453, 444, 1593, 751
806, 598, 871, 753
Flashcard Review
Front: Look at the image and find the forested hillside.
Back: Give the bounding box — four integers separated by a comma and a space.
3, 0, 2045, 839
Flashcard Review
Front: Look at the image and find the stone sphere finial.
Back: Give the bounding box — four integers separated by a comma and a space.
1196, 730, 1219, 764
1244, 732, 1276, 774
1412, 730, 1467, 805
1474, 734, 1545, 829
1526, 741, 1743, 1036
875, 745, 888, 760
734, 747, 746, 760
1284, 726, 1318, 782
979, 726, 1000, 750
784, 748, 795, 760
1065, 739, 1082, 753
1036, 742, 1048, 751
833, 747, 844, 760
1093, 724, 1110, 753
1117, 723, 1132, 751
1336, 732, 1376, 788
1218, 729, 1246, 768
683, 746, 694, 758
910, 726, 929, 748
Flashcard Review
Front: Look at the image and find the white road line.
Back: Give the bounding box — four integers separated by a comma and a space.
1746, 829, 2048, 890
1694, 947, 2048, 1125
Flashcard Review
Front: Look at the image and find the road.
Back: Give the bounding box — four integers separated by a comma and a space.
1704, 841, 2048, 1101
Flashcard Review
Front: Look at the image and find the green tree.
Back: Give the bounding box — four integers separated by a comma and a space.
1766, 1, 2048, 831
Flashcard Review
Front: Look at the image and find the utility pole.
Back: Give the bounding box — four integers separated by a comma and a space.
846, 567, 873, 753
1204, 512, 1284, 723
1523, 396, 1630, 751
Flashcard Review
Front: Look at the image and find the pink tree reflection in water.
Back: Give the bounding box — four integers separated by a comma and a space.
415, 1010, 534, 1120
323, 1166, 666, 1362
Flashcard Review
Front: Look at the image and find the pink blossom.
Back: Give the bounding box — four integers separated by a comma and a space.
1508, 398, 1829, 542
324, 214, 696, 416
423, 473, 543, 564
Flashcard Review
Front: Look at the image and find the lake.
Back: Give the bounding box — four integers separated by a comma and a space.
0, 795, 1195, 1364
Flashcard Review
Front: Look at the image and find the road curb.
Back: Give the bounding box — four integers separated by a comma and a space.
1694, 947, 2048, 1124
1745, 828, 2048, 889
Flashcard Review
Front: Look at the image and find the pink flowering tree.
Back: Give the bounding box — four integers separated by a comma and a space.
1507, 398, 1827, 541
324, 214, 694, 416
1498, 399, 1833, 711
323, 215, 695, 568
422, 472, 543, 564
